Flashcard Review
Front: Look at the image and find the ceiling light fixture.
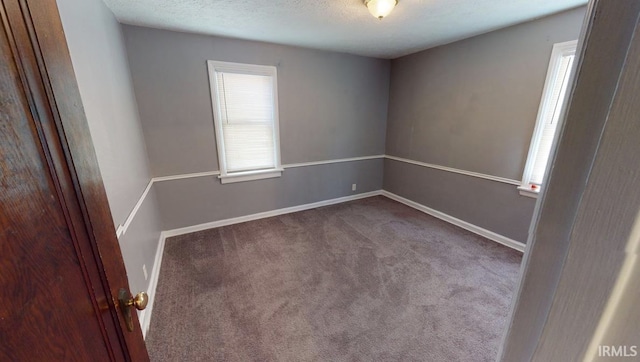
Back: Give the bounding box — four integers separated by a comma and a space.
364, 0, 398, 20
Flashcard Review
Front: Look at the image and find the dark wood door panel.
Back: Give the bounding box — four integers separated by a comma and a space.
0, 3, 130, 355
0, 11, 112, 361
0, 0, 148, 360
19, 0, 149, 358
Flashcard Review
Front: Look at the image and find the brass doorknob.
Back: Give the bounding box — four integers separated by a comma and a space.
124, 291, 148, 310
118, 288, 148, 332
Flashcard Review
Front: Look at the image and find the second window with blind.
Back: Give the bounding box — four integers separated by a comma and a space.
519, 40, 577, 197
207, 61, 282, 184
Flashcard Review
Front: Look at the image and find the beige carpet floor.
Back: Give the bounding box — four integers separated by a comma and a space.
146, 196, 522, 361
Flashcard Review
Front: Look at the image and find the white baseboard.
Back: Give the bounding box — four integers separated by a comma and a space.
162, 190, 383, 238
381, 190, 526, 252
138, 231, 167, 339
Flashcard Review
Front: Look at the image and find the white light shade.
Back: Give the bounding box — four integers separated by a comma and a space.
365, 0, 397, 19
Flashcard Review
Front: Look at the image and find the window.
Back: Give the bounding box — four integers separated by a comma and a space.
207, 61, 282, 184
519, 40, 577, 197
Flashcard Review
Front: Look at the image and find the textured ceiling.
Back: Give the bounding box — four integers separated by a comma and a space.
102, 0, 587, 59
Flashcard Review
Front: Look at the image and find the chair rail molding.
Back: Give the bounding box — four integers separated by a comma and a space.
116, 155, 523, 239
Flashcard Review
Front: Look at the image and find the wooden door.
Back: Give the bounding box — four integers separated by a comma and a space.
0, 0, 149, 360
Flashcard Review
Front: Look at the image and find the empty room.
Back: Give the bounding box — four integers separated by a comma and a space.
3, 0, 640, 361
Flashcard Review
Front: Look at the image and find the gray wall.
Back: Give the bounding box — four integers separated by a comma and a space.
118, 188, 163, 294
122, 26, 390, 176
384, 7, 586, 242
157, 160, 383, 230
57, 0, 162, 294
122, 26, 390, 229
384, 159, 535, 241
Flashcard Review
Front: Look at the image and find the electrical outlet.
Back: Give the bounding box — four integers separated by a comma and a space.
143, 264, 148, 281
352, 183, 357, 191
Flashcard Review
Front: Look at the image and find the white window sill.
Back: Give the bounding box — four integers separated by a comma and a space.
518, 185, 540, 199
219, 168, 283, 184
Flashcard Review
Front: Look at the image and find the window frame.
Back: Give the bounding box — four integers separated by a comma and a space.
519, 40, 578, 198
207, 60, 283, 184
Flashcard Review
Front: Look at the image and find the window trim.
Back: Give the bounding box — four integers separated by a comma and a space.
207, 60, 283, 184
519, 40, 578, 198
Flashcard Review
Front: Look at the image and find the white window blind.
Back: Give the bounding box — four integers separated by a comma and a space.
208, 61, 282, 183
529, 54, 575, 185
216, 72, 275, 172
520, 40, 577, 196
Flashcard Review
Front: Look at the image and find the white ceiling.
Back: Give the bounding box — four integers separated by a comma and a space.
102, 0, 587, 59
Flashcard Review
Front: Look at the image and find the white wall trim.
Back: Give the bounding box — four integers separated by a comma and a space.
116, 179, 153, 239
138, 231, 167, 339
517, 186, 540, 199
381, 190, 526, 252
160, 188, 526, 251
152, 170, 221, 183
384, 155, 521, 186
115, 224, 125, 238
283, 155, 385, 169
117, 156, 523, 239
219, 168, 283, 184
116, 155, 524, 239
146, 155, 517, 188
114, 156, 385, 238
163, 191, 383, 238
149, 155, 517, 186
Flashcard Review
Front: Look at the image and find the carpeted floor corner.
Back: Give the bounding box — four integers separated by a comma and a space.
145, 196, 522, 361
